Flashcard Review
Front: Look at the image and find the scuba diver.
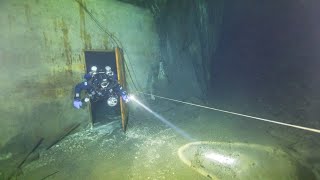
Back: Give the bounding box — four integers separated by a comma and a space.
73, 65, 130, 109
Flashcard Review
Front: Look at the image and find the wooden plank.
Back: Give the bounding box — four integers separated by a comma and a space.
18, 138, 44, 168
115, 47, 129, 131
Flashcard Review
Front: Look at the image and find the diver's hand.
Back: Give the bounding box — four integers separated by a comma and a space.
122, 94, 130, 103
73, 99, 82, 109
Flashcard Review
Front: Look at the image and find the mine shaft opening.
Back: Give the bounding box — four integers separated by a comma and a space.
84, 50, 123, 126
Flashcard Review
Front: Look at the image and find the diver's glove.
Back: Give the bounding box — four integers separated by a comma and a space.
73, 99, 82, 109
121, 94, 130, 103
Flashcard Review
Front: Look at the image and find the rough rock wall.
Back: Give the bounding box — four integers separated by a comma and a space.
153, 0, 224, 101
0, 0, 159, 157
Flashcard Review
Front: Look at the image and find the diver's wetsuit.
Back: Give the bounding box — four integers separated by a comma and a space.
74, 72, 127, 102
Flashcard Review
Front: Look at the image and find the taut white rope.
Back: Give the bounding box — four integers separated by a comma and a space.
135, 91, 320, 134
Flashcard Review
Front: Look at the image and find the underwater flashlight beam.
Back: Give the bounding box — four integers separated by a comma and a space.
134, 91, 320, 134
130, 97, 195, 141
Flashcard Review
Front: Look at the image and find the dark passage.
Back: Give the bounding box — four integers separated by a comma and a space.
210, 0, 320, 128
84, 51, 121, 125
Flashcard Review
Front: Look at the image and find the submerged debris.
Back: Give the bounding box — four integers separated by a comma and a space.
40, 170, 59, 180
8, 138, 44, 180
46, 123, 81, 150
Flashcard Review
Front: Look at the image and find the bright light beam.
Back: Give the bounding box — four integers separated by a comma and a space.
205, 152, 236, 165
128, 95, 136, 100
131, 97, 196, 141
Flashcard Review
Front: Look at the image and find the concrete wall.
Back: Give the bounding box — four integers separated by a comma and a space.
0, 0, 159, 153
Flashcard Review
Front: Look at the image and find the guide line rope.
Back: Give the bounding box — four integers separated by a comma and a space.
135, 91, 320, 134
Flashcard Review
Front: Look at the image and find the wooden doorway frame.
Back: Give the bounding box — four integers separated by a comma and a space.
84, 47, 129, 131
115, 47, 129, 131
